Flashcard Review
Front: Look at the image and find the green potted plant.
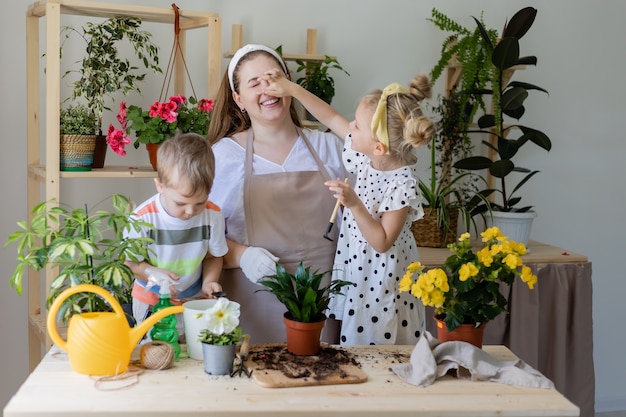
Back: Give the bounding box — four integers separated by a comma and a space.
4, 194, 154, 322
58, 103, 99, 171
196, 297, 245, 375
400, 226, 537, 346
452, 7, 551, 244
61, 16, 162, 166
295, 56, 349, 120
414, 93, 491, 247
256, 262, 353, 355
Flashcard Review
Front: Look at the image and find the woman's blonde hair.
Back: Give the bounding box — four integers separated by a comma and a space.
207, 49, 301, 145
363, 74, 435, 166
157, 133, 215, 197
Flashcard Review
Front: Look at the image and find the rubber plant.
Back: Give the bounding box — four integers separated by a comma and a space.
453, 7, 551, 213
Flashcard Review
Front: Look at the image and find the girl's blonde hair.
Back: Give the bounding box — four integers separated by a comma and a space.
157, 133, 215, 197
363, 74, 435, 166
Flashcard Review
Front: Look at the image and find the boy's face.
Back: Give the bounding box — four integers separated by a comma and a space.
155, 176, 208, 221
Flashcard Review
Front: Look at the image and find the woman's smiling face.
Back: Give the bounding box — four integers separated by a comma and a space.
233, 54, 291, 122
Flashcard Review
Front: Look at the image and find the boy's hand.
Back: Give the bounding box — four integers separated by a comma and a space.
202, 281, 223, 299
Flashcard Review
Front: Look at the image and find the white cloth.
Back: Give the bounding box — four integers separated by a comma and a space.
392, 331, 555, 389
210, 128, 345, 245
328, 134, 425, 345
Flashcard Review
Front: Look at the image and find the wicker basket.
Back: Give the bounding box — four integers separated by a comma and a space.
411, 208, 459, 248
60, 134, 97, 172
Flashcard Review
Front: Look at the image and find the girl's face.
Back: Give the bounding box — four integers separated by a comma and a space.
348, 100, 378, 155
232, 54, 291, 122
155, 175, 208, 221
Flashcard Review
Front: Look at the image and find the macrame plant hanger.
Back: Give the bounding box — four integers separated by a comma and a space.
159, 4, 199, 101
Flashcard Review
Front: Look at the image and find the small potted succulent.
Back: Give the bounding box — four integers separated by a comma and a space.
256, 262, 353, 355
4, 194, 154, 322
196, 297, 245, 375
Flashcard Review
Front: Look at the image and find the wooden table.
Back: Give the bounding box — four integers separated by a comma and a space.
3, 344, 578, 417
419, 241, 594, 417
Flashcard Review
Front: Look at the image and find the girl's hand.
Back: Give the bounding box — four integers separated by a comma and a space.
202, 281, 223, 299
325, 178, 359, 209
258, 68, 293, 97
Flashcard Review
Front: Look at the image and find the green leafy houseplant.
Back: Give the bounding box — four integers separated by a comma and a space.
60, 104, 98, 135
4, 194, 154, 322
256, 262, 353, 323
417, 93, 491, 243
399, 226, 537, 332
61, 16, 162, 132
453, 7, 551, 212
196, 297, 244, 346
295, 56, 350, 105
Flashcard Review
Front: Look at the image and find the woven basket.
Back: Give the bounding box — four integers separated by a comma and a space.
411, 208, 459, 248
60, 134, 97, 172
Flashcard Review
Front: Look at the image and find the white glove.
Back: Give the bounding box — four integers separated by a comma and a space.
240, 246, 280, 283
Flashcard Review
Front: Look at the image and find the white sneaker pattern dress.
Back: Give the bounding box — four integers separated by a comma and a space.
328, 134, 425, 345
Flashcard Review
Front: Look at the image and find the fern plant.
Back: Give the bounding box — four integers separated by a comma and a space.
256, 262, 353, 323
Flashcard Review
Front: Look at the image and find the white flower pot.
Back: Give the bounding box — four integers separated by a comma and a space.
486, 210, 536, 246
182, 299, 217, 360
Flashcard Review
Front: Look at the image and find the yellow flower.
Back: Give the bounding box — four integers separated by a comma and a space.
481, 226, 502, 242
407, 261, 422, 273
399, 271, 413, 293
459, 232, 471, 242
477, 247, 493, 267
521, 265, 537, 289
432, 268, 449, 291
503, 253, 522, 269
458, 262, 479, 281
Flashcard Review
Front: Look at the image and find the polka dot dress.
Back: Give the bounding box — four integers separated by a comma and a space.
328, 135, 425, 346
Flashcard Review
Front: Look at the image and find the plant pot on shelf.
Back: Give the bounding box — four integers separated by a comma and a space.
283, 313, 326, 356
146, 143, 160, 171
411, 208, 459, 248
201, 342, 237, 375
486, 210, 536, 247
435, 315, 485, 349
60, 134, 97, 172
91, 135, 108, 168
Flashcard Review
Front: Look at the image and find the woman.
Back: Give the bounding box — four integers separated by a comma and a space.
207, 44, 348, 344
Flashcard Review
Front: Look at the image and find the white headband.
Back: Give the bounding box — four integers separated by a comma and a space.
228, 44, 288, 91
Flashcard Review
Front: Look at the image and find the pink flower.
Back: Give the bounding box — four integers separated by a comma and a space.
116, 102, 128, 127
161, 101, 178, 123
198, 99, 214, 113
170, 95, 186, 108
106, 125, 131, 157
149, 101, 162, 118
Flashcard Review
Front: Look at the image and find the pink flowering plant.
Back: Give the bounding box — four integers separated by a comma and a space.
106, 95, 214, 156
399, 226, 537, 332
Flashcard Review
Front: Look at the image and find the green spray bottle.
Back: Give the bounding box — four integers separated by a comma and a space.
145, 268, 181, 360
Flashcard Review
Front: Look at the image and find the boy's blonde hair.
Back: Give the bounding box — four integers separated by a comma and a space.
157, 133, 215, 197
363, 74, 435, 166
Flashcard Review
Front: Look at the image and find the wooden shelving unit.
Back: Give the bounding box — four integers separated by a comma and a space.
24, 0, 221, 371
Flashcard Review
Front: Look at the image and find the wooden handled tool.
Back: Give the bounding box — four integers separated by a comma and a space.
324, 178, 349, 241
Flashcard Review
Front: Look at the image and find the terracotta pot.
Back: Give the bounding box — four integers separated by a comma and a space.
435, 315, 485, 348
146, 143, 160, 171
201, 343, 236, 375
283, 313, 325, 356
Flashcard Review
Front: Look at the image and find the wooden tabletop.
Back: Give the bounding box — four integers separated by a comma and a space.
418, 240, 588, 268
4, 344, 578, 417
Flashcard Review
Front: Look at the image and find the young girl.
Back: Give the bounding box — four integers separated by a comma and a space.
261, 70, 434, 345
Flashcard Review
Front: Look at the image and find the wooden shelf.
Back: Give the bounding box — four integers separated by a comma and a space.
25, 0, 221, 371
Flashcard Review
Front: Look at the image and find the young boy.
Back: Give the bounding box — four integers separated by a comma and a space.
124, 133, 228, 325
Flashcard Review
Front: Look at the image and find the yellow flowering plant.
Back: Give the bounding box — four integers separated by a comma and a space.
400, 226, 537, 332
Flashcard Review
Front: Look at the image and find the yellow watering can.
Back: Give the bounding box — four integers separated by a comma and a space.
47, 283, 184, 376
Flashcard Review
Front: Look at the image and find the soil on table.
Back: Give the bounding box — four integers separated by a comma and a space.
249, 345, 362, 381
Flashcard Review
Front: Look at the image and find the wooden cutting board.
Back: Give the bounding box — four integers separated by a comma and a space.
247, 344, 368, 388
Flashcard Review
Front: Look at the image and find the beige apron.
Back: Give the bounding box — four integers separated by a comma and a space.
220, 128, 340, 344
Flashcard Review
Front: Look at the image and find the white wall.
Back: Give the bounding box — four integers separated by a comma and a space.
2, 0, 624, 413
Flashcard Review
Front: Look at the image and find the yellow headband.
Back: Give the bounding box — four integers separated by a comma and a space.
371, 83, 409, 154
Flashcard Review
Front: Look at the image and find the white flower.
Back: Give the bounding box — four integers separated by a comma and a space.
200, 298, 240, 335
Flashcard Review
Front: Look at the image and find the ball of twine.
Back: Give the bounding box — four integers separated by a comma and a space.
140, 341, 174, 370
